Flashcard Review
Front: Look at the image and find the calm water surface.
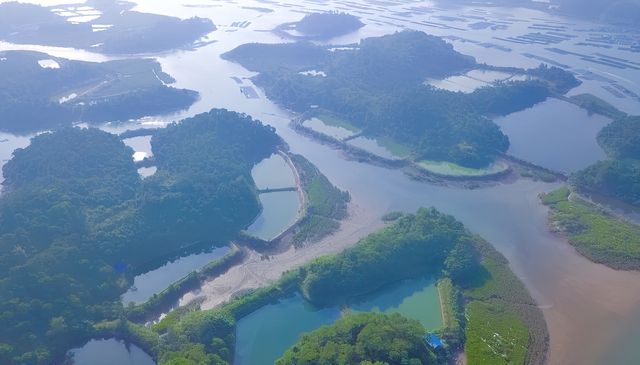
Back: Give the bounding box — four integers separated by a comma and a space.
123, 136, 153, 162
303, 117, 358, 140
351, 277, 443, 330
495, 98, 610, 174
347, 136, 403, 160
246, 191, 300, 241
68, 339, 156, 365
235, 278, 443, 365
246, 154, 301, 240
122, 246, 229, 305
251, 153, 295, 190
234, 295, 340, 365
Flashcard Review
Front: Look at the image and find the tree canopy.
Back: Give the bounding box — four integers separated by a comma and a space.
0, 109, 280, 364
225, 31, 576, 167
572, 116, 640, 206
276, 313, 436, 365
0, 51, 198, 133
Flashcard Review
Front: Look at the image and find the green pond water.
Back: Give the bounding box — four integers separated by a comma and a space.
350, 277, 443, 330
234, 278, 442, 365
234, 295, 340, 365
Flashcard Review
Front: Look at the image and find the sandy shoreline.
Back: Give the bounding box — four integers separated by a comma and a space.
179, 201, 384, 310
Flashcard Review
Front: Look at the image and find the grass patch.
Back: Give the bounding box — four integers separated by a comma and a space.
291, 215, 340, 247
316, 113, 361, 133
462, 239, 548, 365
418, 160, 508, 177
288, 155, 350, 246
570, 94, 627, 119
437, 278, 464, 347
542, 187, 640, 270
377, 136, 413, 158
465, 300, 529, 365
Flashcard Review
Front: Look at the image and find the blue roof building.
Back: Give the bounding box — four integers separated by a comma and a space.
424, 333, 444, 349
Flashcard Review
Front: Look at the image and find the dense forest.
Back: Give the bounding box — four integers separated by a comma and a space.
276, 313, 437, 365
0, 51, 198, 134
224, 31, 578, 167
300, 208, 467, 306
275, 11, 365, 40
0, 109, 281, 364
572, 116, 640, 206
0, 0, 214, 54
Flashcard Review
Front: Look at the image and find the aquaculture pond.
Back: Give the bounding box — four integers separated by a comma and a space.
418, 160, 509, 177
427, 69, 527, 93
350, 277, 443, 330
246, 154, 301, 241
303, 116, 359, 140
68, 339, 156, 365
251, 153, 296, 190
123, 135, 157, 178
234, 295, 340, 365
234, 278, 442, 365
495, 98, 610, 174
246, 191, 300, 241
121, 246, 230, 305
347, 136, 410, 160
123, 136, 153, 162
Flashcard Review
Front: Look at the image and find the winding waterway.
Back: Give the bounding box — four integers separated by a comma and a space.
1, 1, 640, 364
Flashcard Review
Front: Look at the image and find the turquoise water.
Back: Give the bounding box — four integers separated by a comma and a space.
68, 339, 156, 365
350, 277, 443, 330
234, 279, 443, 365
234, 295, 340, 365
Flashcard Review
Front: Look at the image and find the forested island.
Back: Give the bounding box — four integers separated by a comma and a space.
572, 116, 640, 207
224, 31, 579, 168
274, 12, 365, 40
541, 115, 640, 271
276, 312, 435, 364
0, 109, 284, 364
0, 51, 198, 134
0, 0, 214, 54
140, 208, 547, 365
